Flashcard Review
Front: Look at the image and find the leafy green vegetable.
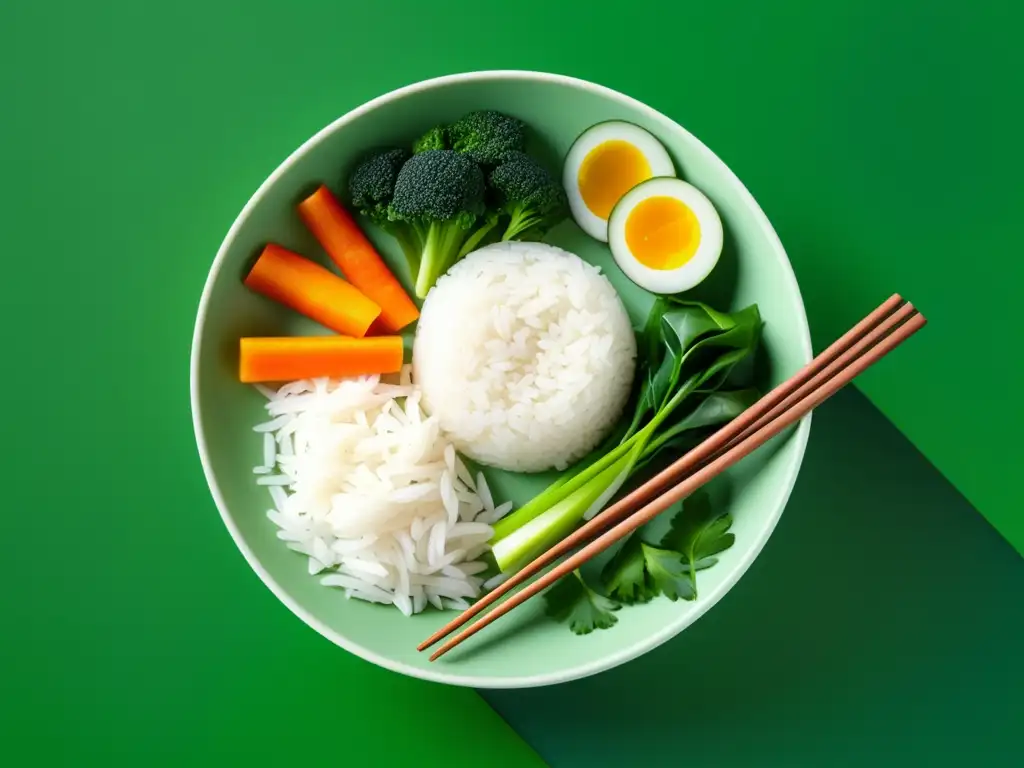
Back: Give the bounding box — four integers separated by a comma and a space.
543, 571, 620, 635
601, 532, 696, 604
546, 493, 737, 634
661, 491, 736, 594
640, 542, 696, 601
601, 534, 654, 604
490, 299, 761, 573
637, 388, 760, 470
600, 491, 735, 609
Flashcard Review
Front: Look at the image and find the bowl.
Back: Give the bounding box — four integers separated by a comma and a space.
190, 70, 812, 688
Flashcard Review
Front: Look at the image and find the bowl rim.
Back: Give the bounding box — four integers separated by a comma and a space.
190, 69, 813, 689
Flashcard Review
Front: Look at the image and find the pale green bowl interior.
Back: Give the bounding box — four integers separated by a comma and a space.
192, 72, 811, 688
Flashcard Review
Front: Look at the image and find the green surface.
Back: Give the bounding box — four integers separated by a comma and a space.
192, 71, 812, 686
485, 387, 1024, 765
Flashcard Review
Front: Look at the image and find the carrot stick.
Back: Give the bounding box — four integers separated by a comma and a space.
298, 185, 420, 332
239, 336, 404, 383
244, 244, 381, 337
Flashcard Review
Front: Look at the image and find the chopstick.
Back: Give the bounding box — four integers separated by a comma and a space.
421, 298, 926, 661
418, 294, 911, 654
428, 304, 926, 660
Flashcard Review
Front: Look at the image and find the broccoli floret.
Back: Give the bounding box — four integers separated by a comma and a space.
346, 148, 423, 274
412, 126, 447, 154
389, 150, 495, 297
348, 147, 409, 220
448, 110, 526, 166
489, 150, 568, 241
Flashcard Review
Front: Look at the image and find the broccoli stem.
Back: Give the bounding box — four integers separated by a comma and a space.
502, 205, 546, 241
415, 222, 470, 298
391, 228, 423, 278
458, 213, 502, 259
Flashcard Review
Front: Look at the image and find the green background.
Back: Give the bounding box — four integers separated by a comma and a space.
2, 0, 1020, 764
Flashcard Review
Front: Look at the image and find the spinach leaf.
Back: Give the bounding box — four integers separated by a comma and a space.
638, 388, 760, 468
626, 301, 736, 438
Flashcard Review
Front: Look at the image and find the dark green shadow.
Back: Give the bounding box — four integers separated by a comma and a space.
483, 387, 1023, 767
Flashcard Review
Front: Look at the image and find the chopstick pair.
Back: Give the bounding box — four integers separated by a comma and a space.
419, 294, 926, 661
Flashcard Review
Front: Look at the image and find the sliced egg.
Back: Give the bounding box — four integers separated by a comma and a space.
607, 177, 723, 294
563, 121, 675, 242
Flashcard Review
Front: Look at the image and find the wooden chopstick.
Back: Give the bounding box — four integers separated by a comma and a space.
426, 304, 926, 661
418, 294, 909, 653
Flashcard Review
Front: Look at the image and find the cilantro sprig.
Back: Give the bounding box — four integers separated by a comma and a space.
543, 571, 620, 635
543, 491, 736, 634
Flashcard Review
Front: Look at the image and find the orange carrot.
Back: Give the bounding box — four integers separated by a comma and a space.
239, 335, 404, 383
244, 244, 380, 337
297, 185, 420, 332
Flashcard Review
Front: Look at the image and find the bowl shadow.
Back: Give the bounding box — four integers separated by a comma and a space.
482, 387, 1024, 760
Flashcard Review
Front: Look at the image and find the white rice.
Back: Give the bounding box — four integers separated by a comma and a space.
252, 369, 500, 615
412, 241, 637, 472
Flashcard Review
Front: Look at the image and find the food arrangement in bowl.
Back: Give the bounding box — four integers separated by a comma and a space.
191, 72, 813, 687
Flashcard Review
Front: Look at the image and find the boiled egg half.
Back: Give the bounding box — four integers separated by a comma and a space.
607, 177, 723, 294
564, 121, 675, 242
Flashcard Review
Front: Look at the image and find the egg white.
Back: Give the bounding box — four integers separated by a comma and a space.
563, 121, 676, 242
607, 177, 723, 294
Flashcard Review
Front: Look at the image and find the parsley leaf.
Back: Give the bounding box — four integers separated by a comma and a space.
640, 543, 695, 601
548, 492, 738, 634
601, 534, 656, 604
601, 533, 697, 603
544, 571, 620, 635
661, 491, 736, 599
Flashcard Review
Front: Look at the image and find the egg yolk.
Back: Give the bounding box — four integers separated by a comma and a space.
578, 141, 652, 219
624, 196, 701, 270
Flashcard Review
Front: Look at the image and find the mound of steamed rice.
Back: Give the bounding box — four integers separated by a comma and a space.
413, 241, 637, 473
252, 372, 511, 615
